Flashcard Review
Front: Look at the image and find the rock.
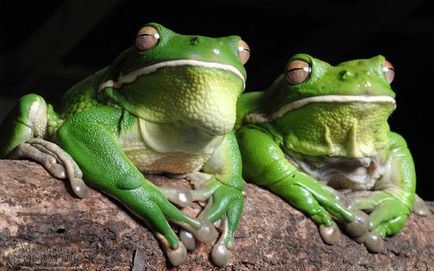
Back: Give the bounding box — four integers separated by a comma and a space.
1, 160, 433, 270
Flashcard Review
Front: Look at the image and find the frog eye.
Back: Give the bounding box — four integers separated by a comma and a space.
238, 40, 250, 65
382, 60, 395, 83
136, 26, 160, 50
285, 59, 311, 84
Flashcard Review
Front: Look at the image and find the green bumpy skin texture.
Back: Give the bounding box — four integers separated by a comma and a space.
0, 22, 248, 266
236, 53, 416, 250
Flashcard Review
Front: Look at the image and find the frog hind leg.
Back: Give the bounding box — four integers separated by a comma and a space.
0, 94, 88, 198
0, 94, 48, 157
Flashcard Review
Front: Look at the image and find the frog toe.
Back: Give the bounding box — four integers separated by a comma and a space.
70, 177, 88, 198
166, 241, 187, 266
212, 242, 231, 266
160, 187, 193, 208
192, 219, 218, 244
319, 223, 341, 245
211, 216, 232, 266
46, 163, 66, 179
179, 230, 196, 250
344, 211, 370, 237
413, 195, 430, 216
355, 231, 384, 253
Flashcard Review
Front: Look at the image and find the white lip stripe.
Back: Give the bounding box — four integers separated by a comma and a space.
272, 95, 396, 119
98, 59, 245, 91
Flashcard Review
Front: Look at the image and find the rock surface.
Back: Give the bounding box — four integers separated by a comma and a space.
1, 160, 433, 270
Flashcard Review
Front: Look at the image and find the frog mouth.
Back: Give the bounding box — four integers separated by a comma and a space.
246, 95, 396, 123
98, 59, 245, 91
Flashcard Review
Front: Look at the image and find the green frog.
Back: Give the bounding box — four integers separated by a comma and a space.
0, 22, 251, 266
236, 53, 427, 252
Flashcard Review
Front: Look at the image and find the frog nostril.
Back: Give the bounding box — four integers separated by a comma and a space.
340, 70, 354, 80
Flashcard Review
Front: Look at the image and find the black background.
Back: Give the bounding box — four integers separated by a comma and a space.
1, 0, 433, 200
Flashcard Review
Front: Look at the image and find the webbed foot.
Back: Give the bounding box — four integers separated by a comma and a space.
351, 190, 412, 252
182, 172, 244, 265
9, 138, 88, 198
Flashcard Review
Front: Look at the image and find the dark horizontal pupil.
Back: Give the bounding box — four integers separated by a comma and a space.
288, 67, 308, 73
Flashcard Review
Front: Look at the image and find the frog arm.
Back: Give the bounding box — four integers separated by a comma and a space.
236, 124, 371, 244
185, 131, 245, 266
235, 91, 265, 129
353, 132, 416, 241
54, 107, 214, 266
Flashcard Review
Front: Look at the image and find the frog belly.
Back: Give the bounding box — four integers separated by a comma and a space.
122, 144, 213, 174
118, 118, 222, 174
288, 154, 387, 190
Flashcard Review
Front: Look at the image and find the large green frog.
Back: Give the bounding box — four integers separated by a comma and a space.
0, 23, 251, 266
236, 53, 426, 252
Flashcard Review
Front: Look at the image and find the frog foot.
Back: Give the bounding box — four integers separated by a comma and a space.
181, 173, 243, 266
9, 138, 88, 198
350, 190, 414, 252
179, 197, 217, 250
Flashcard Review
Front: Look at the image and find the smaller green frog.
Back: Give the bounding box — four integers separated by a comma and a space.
236, 53, 427, 251
0, 23, 250, 266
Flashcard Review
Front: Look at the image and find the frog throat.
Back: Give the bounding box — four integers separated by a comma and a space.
97, 59, 245, 91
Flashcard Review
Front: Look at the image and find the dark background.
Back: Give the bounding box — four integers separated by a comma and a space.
1, 0, 433, 200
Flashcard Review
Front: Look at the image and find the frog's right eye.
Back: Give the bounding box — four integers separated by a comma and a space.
136, 26, 160, 50
285, 59, 311, 84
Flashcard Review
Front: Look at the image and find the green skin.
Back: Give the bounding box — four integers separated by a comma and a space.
0, 23, 246, 266
237, 53, 416, 251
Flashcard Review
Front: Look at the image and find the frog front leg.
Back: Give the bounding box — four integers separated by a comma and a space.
351, 132, 417, 252
184, 132, 245, 266
55, 107, 214, 266
237, 126, 370, 245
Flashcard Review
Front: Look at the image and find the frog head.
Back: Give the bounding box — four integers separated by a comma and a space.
256, 53, 396, 158
99, 23, 249, 135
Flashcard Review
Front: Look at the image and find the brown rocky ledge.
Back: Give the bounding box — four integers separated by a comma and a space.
0, 159, 433, 270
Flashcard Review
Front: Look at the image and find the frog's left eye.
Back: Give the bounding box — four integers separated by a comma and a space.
382, 60, 395, 83
238, 40, 250, 65
136, 26, 160, 50
285, 59, 311, 84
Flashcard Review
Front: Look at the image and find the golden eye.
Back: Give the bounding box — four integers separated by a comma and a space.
285, 59, 311, 84
382, 60, 395, 83
136, 26, 160, 50
238, 40, 250, 65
